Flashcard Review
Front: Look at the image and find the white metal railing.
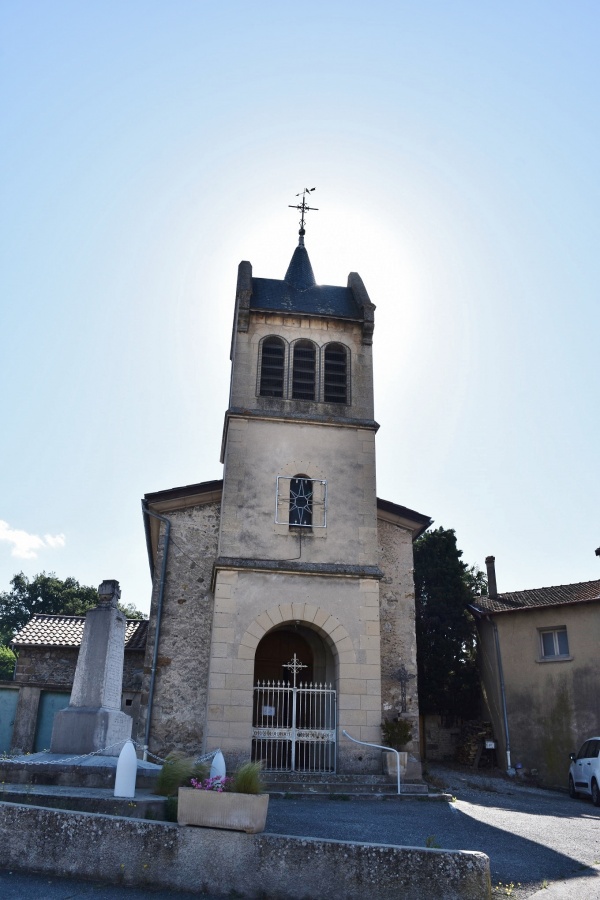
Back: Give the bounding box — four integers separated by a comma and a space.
252, 680, 336, 773
342, 729, 402, 794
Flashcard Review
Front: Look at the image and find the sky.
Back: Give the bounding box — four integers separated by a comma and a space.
1, 1, 599, 614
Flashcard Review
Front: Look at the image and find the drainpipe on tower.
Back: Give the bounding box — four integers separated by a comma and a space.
485, 555, 515, 776
141, 501, 171, 763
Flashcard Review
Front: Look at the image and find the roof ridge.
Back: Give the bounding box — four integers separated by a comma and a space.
27, 612, 147, 623
499, 577, 600, 597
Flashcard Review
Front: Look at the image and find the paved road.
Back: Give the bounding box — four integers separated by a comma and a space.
1, 765, 599, 898
264, 783, 600, 897
0, 872, 222, 900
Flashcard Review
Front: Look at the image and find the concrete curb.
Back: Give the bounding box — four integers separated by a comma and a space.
0, 800, 491, 899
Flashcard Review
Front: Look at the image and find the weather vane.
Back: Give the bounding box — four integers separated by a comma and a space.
289, 187, 318, 242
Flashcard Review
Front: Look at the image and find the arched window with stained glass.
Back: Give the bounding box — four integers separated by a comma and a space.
288, 474, 313, 527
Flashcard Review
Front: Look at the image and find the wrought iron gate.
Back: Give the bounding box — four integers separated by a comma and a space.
251, 654, 336, 773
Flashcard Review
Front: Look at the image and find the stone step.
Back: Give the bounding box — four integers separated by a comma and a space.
263, 773, 429, 796
262, 773, 421, 784
266, 785, 430, 797
0, 784, 167, 819
0, 753, 161, 789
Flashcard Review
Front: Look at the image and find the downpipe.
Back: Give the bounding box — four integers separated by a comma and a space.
492, 619, 514, 775
140, 501, 171, 762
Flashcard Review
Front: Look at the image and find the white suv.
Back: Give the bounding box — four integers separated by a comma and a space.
569, 737, 600, 805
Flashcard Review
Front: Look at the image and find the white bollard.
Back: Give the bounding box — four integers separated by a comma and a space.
114, 740, 137, 798
209, 750, 226, 784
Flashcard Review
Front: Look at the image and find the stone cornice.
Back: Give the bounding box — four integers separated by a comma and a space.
212, 557, 383, 590
220, 408, 379, 463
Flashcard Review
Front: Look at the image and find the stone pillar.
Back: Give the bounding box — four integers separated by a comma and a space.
50, 580, 132, 756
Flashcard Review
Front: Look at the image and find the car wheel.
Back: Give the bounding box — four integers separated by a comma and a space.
592, 780, 600, 807
569, 775, 579, 799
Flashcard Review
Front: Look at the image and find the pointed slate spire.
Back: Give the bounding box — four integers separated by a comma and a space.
284, 242, 317, 290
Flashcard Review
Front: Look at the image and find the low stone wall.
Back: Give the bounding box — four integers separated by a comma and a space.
0, 802, 491, 899
423, 714, 462, 761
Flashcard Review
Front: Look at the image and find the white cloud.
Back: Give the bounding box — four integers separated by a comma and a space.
44, 533, 66, 550
0, 520, 66, 559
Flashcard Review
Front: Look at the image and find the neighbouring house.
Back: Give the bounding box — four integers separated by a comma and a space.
470, 556, 600, 788
0, 614, 147, 754
138, 228, 431, 776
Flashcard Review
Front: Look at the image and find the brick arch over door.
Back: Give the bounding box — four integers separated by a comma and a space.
238, 603, 357, 671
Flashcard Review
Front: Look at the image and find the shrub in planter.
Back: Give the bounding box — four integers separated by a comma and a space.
230, 761, 265, 795
381, 717, 412, 750
155, 753, 209, 798
178, 760, 269, 833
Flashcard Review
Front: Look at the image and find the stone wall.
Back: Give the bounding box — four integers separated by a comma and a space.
0, 802, 492, 900
377, 517, 420, 763
14, 646, 79, 684
14, 646, 144, 692
138, 500, 220, 758
6, 648, 146, 754
206, 572, 383, 772
219, 416, 378, 566
422, 715, 462, 761
230, 312, 375, 422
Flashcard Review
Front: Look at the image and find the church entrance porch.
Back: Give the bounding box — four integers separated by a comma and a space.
251, 626, 336, 773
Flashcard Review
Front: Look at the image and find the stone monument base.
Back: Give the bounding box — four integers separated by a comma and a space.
50, 706, 132, 756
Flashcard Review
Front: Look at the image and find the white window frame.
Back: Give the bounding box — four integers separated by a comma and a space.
538, 627, 570, 660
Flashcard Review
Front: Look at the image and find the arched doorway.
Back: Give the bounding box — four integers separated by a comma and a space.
252, 624, 337, 773
254, 629, 314, 684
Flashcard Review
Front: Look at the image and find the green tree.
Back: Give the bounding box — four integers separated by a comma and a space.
0, 644, 16, 679
0, 571, 145, 646
414, 528, 486, 721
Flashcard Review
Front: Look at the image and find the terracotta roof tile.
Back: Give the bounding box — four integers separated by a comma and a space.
11, 614, 148, 650
473, 579, 600, 615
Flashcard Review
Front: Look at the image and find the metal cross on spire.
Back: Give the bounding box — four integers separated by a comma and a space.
289, 187, 318, 244
283, 653, 307, 688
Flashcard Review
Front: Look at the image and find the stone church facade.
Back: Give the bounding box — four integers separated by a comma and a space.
138, 237, 430, 775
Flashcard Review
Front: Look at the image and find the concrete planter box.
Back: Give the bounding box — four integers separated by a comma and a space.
383, 750, 408, 777
177, 788, 269, 834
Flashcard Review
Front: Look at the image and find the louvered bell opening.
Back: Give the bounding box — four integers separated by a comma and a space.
260, 339, 285, 397
292, 342, 316, 401
324, 345, 347, 403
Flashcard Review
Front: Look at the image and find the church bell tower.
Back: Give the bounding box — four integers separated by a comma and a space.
206, 193, 385, 772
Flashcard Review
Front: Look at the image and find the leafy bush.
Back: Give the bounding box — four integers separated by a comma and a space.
0, 645, 16, 680
381, 718, 412, 750
155, 753, 208, 797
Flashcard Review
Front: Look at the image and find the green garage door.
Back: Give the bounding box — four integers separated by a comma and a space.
0, 688, 19, 752
33, 691, 71, 752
